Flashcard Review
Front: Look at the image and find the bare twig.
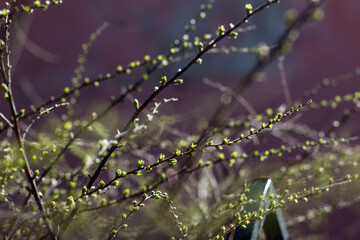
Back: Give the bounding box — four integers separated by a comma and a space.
277, 56, 292, 106
0, 112, 13, 128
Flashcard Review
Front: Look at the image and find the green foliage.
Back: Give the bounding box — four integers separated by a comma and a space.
0, 0, 359, 239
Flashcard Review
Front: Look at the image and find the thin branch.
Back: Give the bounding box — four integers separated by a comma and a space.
0, 112, 13, 128
277, 56, 292, 106
22, 102, 69, 145
203, 77, 258, 116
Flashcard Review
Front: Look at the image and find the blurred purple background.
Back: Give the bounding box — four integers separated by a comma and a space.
1, 0, 359, 112
1, 0, 360, 239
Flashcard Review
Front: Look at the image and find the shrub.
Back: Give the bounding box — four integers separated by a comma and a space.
0, 0, 359, 239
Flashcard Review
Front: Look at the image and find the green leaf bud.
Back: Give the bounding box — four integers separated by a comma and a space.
161, 76, 167, 86
82, 186, 88, 195
142, 73, 149, 81
160, 173, 166, 181
138, 159, 145, 168
67, 196, 74, 205
34, 1, 41, 7
230, 32, 238, 39
174, 79, 183, 85
1, 83, 8, 92
218, 25, 225, 35
0, 9, 9, 17
228, 159, 235, 166
174, 149, 181, 156
158, 154, 165, 162
157, 55, 163, 61
98, 180, 105, 188
134, 99, 139, 109
245, 4, 253, 14
123, 188, 130, 197
115, 169, 122, 177
144, 55, 151, 62
169, 158, 177, 165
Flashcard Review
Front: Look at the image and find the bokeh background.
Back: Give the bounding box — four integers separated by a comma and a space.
3, 0, 360, 114
1, 0, 360, 239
